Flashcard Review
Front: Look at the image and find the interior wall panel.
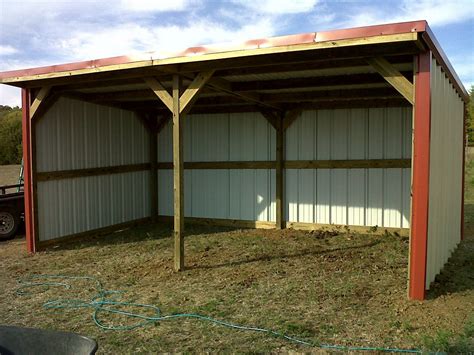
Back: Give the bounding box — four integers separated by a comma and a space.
426, 59, 464, 288
157, 112, 276, 221
285, 107, 412, 228
35, 97, 150, 241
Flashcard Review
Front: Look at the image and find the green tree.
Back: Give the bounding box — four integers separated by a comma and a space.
468, 85, 474, 146
0, 106, 22, 165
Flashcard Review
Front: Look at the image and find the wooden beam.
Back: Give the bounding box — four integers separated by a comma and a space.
367, 57, 414, 104
179, 70, 214, 114
113, 97, 411, 115
169, 71, 283, 111
261, 87, 400, 103
2, 33, 418, 85
206, 77, 282, 111
157, 161, 275, 169
144, 77, 173, 111
260, 110, 279, 130
173, 74, 185, 271
30, 87, 51, 120
36, 163, 150, 181
282, 109, 302, 131
231, 73, 405, 92
284, 159, 411, 169
155, 159, 411, 170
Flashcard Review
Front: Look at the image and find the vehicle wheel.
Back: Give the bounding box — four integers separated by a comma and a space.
0, 208, 20, 241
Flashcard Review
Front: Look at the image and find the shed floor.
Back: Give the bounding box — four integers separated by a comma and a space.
0, 221, 472, 352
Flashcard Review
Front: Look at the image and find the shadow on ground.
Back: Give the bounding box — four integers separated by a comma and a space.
41, 222, 255, 252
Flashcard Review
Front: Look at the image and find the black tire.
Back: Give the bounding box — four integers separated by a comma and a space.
0, 207, 20, 241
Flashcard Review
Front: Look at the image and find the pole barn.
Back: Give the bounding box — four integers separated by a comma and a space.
0, 21, 467, 300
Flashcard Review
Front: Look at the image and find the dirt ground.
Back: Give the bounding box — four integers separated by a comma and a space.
0, 161, 472, 353
0, 164, 21, 186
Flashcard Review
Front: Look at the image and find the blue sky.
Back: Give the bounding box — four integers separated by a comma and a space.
0, 0, 473, 106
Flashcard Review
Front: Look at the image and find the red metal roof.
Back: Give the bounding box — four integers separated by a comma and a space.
0, 20, 467, 100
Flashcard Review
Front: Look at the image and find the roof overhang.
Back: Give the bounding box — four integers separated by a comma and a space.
0, 20, 467, 113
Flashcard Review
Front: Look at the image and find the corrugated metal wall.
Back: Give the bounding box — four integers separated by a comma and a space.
157, 108, 411, 228
426, 59, 464, 288
285, 108, 412, 228
35, 97, 150, 241
157, 112, 276, 221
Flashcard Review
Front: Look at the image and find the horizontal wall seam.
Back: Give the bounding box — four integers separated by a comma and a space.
156, 159, 411, 170
37, 163, 151, 181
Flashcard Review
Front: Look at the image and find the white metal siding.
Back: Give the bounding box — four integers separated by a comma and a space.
158, 108, 410, 228
35, 97, 150, 241
426, 59, 464, 288
157, 112, 276, 221
285, 107, 412, 228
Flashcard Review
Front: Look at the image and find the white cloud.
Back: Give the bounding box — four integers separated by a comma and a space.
0, 86, 21, 107
0, 45, 18, 56
57, 18, 276, 60
120, 0, 189, 12
340, 0, 474, 28
396, 0, 474, 27
232, 0, 318, 14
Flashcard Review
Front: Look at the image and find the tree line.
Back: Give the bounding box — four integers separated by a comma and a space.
0, 86, 472, 165
0, 105, 22, 165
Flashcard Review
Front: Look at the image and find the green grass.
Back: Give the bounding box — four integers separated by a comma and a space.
422, 317, 474, 353
0, 159, 473, 352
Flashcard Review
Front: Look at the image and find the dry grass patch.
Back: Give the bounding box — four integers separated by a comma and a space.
1, 222, 472, 353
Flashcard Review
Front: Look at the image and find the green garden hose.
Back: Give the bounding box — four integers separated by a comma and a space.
15, 274, 421, 353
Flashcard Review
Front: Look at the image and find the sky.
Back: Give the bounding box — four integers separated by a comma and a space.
0, 0, 473, 107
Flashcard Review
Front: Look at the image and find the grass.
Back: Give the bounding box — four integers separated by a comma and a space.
0, 161, 473, 352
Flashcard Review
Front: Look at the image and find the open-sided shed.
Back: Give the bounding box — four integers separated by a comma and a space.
0, 20, 467, 300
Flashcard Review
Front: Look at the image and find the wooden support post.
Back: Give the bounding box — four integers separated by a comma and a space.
173, 75, 185, 271
145, 71, 214, 271
276, 113, 284, 229
367, 57, 414, 104
149, 115, 158, 223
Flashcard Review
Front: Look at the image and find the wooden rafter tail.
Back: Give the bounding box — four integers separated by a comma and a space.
144, 77, 173, 112
30, 87, 52, 121
367, 56, 414, 104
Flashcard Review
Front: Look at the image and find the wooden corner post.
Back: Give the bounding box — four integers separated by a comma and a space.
22, 89, 36, 253
408, 51, 431, 300
173, 75, 185, 271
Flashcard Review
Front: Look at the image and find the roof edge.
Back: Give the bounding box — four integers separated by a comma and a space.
422, 24, 469, 101
0, 20, 427, 83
